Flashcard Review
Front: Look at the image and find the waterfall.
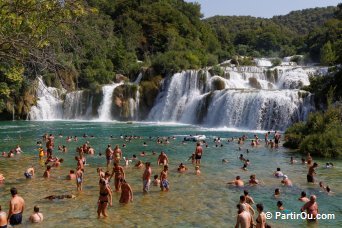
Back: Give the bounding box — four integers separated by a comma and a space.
63, 91, 94, 119
29, 77, 64, 120
148, 67, 321, 130
255, 58, 272, 67
202, 89, 314, 130
128, 89, 140, 120
148, 70, 209, 121
97, 83, 122, 121
28, 63, 326, 130
134, 73, 143, 84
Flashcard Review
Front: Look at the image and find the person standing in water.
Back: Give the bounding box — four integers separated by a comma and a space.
307, 163, 318, 183
29, 206, 43, 223
157, 151, 169, 166
113, 145, 122, 164
97, 179, 112, 218
301, 195, 319, 222
255, 203, 266, 228
8, 187, 25, 226
119, 179, 133, 204
110, 163, 125, 192
0, 205, 8, 228
235, 204, 253, 228
24, 166, 35, 179
76, 167, 84, 191
160, 165, 169, 192
195, 142, 203, 165
105, 145, 113, 168
142, 162, 152, 193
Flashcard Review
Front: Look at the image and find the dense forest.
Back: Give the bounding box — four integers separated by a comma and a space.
0, 0, 341, 120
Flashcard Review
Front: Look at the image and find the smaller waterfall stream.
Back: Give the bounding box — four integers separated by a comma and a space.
29, 77, 64, 120
97, 83, 122, 121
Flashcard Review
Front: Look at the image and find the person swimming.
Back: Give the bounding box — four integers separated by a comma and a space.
44, 195, 76, 200
274, 168, 284, 178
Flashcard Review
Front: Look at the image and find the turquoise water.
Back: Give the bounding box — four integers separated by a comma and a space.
0, 121, 341, 227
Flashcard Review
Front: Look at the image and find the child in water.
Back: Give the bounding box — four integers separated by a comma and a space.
153, 175, 160, 186
195, 166, 201, 175
38, 148, 44, 160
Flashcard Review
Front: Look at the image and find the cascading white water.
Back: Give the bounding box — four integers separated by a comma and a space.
97, 83, 122, 121
148, 65, 323, 130
203, 89, 313, 130
63, 91, 94, 119
29, 60, 327, 130
128, 89, 140, 120
29, 78, 64, 120
148, 70, 210, 121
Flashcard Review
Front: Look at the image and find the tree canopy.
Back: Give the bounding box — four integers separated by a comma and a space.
0, 1, 341, 119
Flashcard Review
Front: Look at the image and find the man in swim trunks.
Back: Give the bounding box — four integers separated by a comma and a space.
75, 156, 84, 172
29, 206, 43, 223
8, 187, 25, 226
157, 151, 169, 165
301, 195, 319, 222
195, 142, 203, 165
76, 167, 84, 191
0, 205, 8, 228
142, 162, 152, 193
307, 163, 318, 183
105, 145, 113, 168
24, 166, 35, 179
160, 165, 169, 192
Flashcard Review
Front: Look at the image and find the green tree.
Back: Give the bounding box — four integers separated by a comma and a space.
0, 0, 86, 115
320, 41, 337, 65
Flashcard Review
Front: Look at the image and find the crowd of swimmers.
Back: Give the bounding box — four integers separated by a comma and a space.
0, 130, 337, 227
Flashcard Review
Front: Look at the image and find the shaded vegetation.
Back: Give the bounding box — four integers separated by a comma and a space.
284, 92, 342, 158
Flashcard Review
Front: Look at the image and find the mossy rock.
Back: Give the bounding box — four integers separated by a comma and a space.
211, 77, 226, 91
139, 75, 163, 119
249, 77, 262, 89
266, 69, 278, 83
298, 91, 310, 99
111, 84, 140, 120
196, 92, 213, 124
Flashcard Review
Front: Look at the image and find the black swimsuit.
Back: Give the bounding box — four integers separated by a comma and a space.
100, 192, 108, 197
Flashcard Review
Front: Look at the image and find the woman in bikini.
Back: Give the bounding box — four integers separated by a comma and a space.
97, 179, 112, 218
110, 163, 125, 192
256, 203, 267, 228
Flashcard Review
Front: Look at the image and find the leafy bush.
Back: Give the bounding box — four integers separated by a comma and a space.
290, 55, 304, 65
271, 58, 282, 66
284, 99, 342, 157
209, 65, 224, 76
